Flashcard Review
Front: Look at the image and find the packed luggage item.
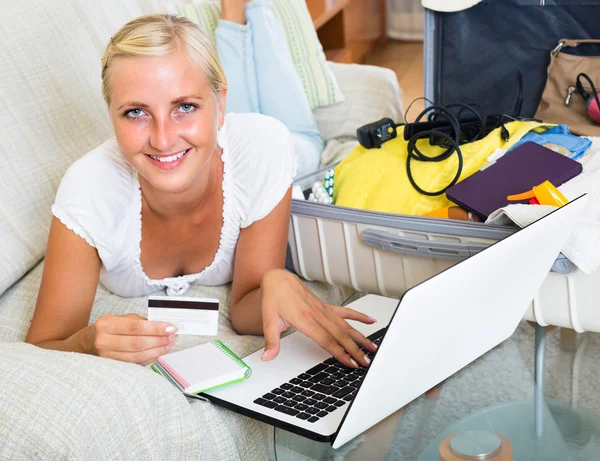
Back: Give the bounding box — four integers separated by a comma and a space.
333, 119, 551, 216
445, 142, 582, 220
535, 39, 600, 136
507, 124, 591, 160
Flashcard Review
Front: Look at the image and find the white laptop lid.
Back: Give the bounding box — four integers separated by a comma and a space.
332, 195, 587, 449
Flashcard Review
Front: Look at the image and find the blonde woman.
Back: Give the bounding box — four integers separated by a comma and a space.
26, 12, 377, 369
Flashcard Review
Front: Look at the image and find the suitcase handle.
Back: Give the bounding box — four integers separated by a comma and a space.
361, 229, 489, 261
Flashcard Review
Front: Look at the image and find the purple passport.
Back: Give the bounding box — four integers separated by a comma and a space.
446, 142, 583, 219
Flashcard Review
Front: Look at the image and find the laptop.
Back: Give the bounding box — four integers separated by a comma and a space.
204, 195, 587, 449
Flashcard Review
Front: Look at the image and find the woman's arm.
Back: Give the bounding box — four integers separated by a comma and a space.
230, 188, 377, 369
26, 217, 102, 351
26, 217, 176, 364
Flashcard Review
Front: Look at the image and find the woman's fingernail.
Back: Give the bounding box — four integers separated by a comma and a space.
261, 350, 269, 360
372, 343, 378, 349
165, 326, 177, 334
369, 316, 377, 322
166, 343, 174, 351
350, 358, 360, 368
364, 354, 371, 365
169, 334, 178, 342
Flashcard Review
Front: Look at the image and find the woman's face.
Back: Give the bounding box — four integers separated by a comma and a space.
108, 49, 226, 195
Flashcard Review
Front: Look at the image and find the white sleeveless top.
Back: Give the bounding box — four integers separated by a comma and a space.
51, 113, 296, 298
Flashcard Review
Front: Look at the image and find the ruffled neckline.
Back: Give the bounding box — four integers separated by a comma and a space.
132, 123, 236, 295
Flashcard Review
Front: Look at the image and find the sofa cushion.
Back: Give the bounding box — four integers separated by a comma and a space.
0, 259, 353, 458
0, 0, 195, 297
167, 0, 345, 110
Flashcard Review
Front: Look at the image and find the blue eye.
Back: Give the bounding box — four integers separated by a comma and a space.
179, 103, 196, 113
125, 108, 145, 118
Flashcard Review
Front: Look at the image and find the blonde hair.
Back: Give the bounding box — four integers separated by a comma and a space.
101, 14, 227, 105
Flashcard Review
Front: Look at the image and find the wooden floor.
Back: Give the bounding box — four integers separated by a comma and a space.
363, 40, 424, 120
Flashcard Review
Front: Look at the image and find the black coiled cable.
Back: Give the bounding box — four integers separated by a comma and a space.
406, 103, 485, 196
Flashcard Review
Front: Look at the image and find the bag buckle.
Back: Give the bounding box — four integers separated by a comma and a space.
552, 41, 565, 55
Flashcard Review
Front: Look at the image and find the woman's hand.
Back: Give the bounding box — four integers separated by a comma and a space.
86, 313, 178, 366
259, 270, 378, 368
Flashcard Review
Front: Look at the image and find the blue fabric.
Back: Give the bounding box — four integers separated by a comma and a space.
509, 124, 591, 161
215, 0, 324, 177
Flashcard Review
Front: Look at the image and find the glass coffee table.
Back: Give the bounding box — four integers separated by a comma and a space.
274, 291, 600, 460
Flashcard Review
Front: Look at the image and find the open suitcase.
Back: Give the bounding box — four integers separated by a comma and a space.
287, 1, 600, 333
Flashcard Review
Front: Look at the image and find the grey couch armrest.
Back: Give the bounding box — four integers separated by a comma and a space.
314, 62, 405, 143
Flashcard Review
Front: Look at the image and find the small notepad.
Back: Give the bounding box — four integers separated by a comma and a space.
153, 340, 251, 394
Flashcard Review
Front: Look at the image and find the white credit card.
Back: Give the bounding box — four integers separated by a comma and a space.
147, 296, 219, 336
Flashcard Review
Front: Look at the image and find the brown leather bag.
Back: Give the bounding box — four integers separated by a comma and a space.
535, 39, 600, 136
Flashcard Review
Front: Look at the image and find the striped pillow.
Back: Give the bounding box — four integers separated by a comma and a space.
167, 0, 345, 109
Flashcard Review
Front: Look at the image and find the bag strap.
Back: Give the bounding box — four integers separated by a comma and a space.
553, 39, 600, 55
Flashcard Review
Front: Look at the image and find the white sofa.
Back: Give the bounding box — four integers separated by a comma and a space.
0, 1, 403, 459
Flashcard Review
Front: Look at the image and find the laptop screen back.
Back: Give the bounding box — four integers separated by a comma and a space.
333, 195, 587, 449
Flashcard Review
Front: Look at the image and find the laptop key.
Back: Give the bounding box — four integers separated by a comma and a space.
275, 405, 300, 416
344, 393, 355, 401
282, 392, 295, 399
262, 393, 276, 400
292, 395, 306, 402
355, 369, 367, 376
306, 363, 329, 375
332, 387, 354, 398
334, 400, 345, 407
299, 381, 313, 388
283, 400, 297, 407
327, 405, 338, 412
273, 397, 286, 404
315, 402, 328, 409
324, 357, 337, 365
295, 403, 308, 411
301, 390, 315, 397
308, 372, 329, 383
349, 381, 360, 388
323, 397, 337, 404
321, 378, 335, 386
311, 384, 340, 395
298, 373, 311, 380
254, 398, 267, 406
271, 388, 285, 395
308, 416, 320, 423
324, 366, 338, 374
291, 386, 304, 393
317, 411, 329, 417
296, 413, 311, 420
330, 372, 345, 380
306, 407, 320, 415
312, 393, 326, 401
280, 383, 293, 390
303, 398, 317, 406
290, 378, 302, 385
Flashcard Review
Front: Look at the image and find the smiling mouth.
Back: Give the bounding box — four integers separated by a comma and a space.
146, 148, 190, 163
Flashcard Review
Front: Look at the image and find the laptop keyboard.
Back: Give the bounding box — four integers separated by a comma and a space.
253, 328, 386, 423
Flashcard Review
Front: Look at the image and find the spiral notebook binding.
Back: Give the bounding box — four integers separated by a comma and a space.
211, 340, 252, 380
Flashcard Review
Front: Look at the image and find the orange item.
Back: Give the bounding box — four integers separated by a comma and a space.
423, 206, 483, 222
507, 180, 568, 207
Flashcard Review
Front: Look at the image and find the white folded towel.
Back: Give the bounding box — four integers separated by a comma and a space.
487, 140, 600, 275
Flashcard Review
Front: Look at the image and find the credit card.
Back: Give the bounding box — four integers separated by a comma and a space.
147, 296, 219, 336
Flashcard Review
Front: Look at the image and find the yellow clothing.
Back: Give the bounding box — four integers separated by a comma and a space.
334, 121, 552, 216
